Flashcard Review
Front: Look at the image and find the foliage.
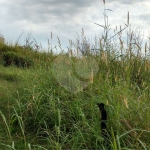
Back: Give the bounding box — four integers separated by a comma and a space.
2, 52, 33, 68
0, 1, 150, 149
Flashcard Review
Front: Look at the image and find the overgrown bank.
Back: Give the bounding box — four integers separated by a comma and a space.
0, 41, 150, 149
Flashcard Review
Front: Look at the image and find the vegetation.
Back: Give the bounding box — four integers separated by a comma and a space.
0, 1, 150, 149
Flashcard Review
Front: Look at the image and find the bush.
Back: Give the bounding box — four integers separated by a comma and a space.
2, 52, 34, 68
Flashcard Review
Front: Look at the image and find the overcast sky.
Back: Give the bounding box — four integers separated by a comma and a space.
0, 0, 150, 52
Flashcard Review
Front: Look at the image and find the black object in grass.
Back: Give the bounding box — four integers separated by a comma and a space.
97, 103, 111, 149
97, 103, 107, 131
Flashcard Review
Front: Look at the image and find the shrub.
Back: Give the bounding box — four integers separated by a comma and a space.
2, 52, 34, 68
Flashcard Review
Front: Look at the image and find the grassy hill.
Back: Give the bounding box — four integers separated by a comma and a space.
0, 38, 150, 150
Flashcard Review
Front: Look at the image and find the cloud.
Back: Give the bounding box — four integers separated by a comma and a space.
1, 0, 98, 24
138, 13, 150, 22
0, 0, 149, 50
106, 0, 148, 4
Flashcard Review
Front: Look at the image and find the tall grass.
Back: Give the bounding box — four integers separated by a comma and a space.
0, 0, 150, 149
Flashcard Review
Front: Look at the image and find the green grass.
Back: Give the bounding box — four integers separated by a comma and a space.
0, 41, 150, 149
0, 2, 150, 149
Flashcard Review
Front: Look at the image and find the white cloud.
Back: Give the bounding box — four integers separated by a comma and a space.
0, 0, 149, 51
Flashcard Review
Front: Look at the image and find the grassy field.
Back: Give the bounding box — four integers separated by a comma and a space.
0, 2, 150, 149
0, 34, 150, 150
